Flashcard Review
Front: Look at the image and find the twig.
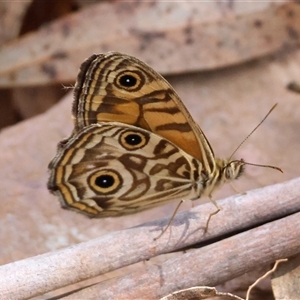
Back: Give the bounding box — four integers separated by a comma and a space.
246, 258, 288, 300
0, 177, 299, 299
60, 211, 300, 299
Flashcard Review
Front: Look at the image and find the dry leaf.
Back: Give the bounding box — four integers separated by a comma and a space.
12, 85, 66, 119
160, 286, 244, 300
272, 255, 300, 300
0, 1, 32, 44
1, 1, 300, 87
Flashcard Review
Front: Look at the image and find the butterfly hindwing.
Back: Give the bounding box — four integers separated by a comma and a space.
48, 122, 203, 217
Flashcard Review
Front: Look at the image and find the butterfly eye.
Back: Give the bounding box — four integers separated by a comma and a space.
115, 71, 143, 90
225, 166, 232, 179
89, 169, 122, 194
119, 130, 149, 150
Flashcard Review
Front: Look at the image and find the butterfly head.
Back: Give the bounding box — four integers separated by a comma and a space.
221, 158, 245, 182
203, 158, 245, 197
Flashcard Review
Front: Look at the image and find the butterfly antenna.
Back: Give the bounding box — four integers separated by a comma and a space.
229, 159, 283, 173
228, 103, 278, 161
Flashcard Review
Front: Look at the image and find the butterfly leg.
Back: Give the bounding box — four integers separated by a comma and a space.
229, 182, 241, 193
154, 199, 185, 241
204, 196, 220, 232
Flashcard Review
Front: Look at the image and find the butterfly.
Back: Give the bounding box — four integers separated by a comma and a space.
48, 52, 244, 218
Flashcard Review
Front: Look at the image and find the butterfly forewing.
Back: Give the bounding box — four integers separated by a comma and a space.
73, 52, 215, 173
48, 123, 204, 217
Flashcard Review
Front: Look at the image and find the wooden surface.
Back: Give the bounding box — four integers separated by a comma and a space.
0, 178, 299, 299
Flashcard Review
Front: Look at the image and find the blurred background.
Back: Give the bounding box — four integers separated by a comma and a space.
0, 1, 300, 299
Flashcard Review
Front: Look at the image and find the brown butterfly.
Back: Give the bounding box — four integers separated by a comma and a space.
48, 52, 244, 218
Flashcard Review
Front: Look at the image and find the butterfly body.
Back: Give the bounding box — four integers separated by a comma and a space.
48, 52, 244, 218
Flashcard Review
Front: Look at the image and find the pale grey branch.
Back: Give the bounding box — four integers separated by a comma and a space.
0, 177, 299, 299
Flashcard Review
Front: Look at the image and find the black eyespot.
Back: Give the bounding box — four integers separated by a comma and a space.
119, 74, 137, 87
89, 170, 122, 194
125, 134, 142, 146
119, 130, 149, 150
95, 175, 115, 188
115, 70, 144, 91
